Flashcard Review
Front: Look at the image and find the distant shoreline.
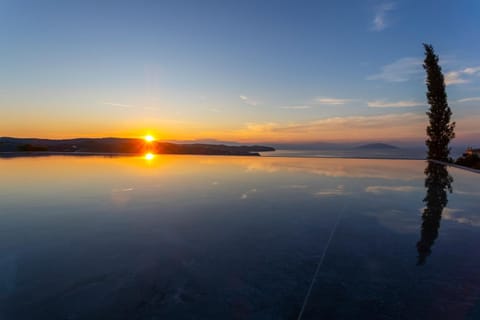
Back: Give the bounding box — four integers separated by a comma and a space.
0, 137, 274, 156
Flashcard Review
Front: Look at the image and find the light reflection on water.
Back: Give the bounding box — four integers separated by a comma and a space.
144, 152, 155, 161
0, 155, 479, 319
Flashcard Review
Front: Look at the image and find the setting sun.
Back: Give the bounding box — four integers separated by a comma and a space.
144, 135, 155, 142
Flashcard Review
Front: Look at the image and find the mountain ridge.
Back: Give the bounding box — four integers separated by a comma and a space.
0, 137, 275, 156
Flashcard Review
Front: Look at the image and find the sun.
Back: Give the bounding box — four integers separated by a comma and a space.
144, 135, 155, 142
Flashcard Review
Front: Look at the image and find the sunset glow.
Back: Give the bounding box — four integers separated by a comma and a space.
144, 135, 155, 142
0, 1, 478, 146
1, 1, 480, 318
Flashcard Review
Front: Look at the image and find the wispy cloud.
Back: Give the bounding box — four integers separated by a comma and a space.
282, 184, 309, 189
239, 95, 259, 106
244, 122, 279, 133
445, 71, 469, 85
280, 105, 312, 110
315, 97, 353, 105
457, 97, 480, 103
112, 187, 134, 192
443, 208, 480, 227
371, 2, 396, 31
315, 185, 346, 196
367, 209, 419, 234
240, 188, 257, 199
270, 113, 424, 133
455, 189, 480, 196
236, 113, 427, 142
367, 57, 422, 82
463, 66, 480, 75
445, 66, 480, 85
365, 185, 419, 194
368, 100, 425, 108
103, 102, 135, 108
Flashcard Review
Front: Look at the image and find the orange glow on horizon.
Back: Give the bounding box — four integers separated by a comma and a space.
0, 111, 475, 145
144, 135, 155, 142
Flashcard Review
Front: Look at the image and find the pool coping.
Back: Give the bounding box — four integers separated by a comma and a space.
430, 159, 480, 174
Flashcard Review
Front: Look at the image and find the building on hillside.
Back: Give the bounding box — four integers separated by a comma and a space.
465, 147, 480, 156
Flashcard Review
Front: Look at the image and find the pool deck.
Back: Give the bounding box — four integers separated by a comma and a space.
430, 159, 480, 174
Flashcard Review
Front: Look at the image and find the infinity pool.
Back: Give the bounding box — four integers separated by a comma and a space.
0, 155, 479, 319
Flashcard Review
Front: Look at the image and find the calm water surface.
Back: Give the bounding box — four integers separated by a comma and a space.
261, 147, 466, 159
0, 155, 479, 319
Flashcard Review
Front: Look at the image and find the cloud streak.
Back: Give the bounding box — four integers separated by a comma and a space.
365, 185, 419, 194
271, 113, 424, 133
280, 105, 312, 110
464, 66, 480, 74
368, 100, 425, 108
445, 71, 469, 85
103, 102, 135, 108
315, 185, 346, 196
235, 112, 427, 142
240, 188, 257, 200
240, 95, 259, 106
367, 57, 422, 82
315, 97, 353, 105
457, 97, 480, 103
371, 2, 395, 31
445, 66, 480, 85
443, 208, 480, 227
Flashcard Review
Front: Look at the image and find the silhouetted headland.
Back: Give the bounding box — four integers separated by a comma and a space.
0, 137, 275, 156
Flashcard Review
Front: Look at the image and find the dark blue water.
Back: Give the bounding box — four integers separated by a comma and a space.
0, 155, 479, 319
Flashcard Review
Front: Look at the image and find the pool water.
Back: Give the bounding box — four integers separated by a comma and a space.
0, 155, 479, 319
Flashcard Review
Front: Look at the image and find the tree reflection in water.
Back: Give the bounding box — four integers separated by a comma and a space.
416, 162, 453, 265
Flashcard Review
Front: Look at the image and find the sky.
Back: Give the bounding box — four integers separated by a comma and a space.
1, 0, 479, 145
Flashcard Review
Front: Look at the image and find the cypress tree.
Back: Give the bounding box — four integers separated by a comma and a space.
423, 44, 455, 161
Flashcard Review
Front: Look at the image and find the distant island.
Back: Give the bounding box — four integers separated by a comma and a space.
355, 143, 399, 150
0, 137, 275, 156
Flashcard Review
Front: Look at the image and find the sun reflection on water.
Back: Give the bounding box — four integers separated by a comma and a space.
144, 153, 155, 160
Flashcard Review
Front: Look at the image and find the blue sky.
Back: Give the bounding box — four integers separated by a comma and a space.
0, 0, 479, 144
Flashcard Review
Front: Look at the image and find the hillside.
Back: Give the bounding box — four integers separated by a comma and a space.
0, 137, 275, 156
